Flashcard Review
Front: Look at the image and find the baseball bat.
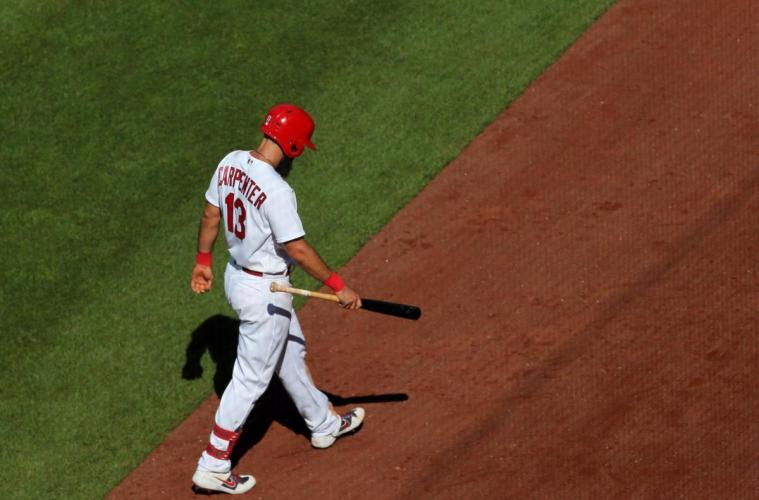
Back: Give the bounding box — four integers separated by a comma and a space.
270, 282, 421, 321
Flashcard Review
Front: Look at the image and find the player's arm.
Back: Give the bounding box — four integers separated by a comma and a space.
283, 237, 362, 310
191, 202, 222, 294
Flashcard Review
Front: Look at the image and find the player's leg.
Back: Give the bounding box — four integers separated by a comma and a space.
193, 268, 292, 493
276, 310, 365, 449
276, 311, 337, 435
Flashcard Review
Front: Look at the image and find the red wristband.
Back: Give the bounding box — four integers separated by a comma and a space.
323, 272, 345, 292
195, 251, 212, 267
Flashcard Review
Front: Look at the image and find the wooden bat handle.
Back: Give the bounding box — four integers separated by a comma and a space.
270, 282, 340, 303
270, 282, 422, 320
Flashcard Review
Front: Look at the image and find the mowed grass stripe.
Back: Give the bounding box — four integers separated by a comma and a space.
0, 1, 614, 498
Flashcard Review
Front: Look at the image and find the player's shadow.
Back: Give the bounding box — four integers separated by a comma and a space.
182, 314, 408, 465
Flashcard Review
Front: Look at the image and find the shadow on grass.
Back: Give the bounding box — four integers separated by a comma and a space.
182, 314, 408, 465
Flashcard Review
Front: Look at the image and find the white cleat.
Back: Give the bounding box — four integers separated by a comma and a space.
192, 470, 256, 495
311, 407, 366, 449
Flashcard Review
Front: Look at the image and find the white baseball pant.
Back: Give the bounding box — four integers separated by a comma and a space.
197, 263, 340, 473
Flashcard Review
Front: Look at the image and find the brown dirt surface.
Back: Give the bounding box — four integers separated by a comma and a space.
109, 0, 758, 498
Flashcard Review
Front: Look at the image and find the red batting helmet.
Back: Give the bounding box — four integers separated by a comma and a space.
260, 103, 317, 158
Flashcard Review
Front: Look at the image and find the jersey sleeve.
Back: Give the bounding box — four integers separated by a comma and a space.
204, 165, 221, 207
265, 188, 306, 244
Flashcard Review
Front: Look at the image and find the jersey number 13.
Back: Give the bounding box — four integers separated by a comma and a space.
224, 193, 246, 239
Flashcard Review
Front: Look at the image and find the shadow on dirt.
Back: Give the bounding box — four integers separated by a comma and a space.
182, 314, 408, 465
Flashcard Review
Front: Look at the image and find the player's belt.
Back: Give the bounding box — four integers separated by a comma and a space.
242, 267, 288, 277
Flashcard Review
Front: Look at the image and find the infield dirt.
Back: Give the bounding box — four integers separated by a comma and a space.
110, 0, 758, 498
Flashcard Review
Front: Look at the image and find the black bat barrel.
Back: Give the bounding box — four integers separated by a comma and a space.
360, 298, 422, 320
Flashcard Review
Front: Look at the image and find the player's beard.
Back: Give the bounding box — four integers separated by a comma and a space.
276, 156, 294, 178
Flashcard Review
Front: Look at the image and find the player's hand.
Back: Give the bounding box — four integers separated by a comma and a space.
191, 264, 213, 294
336, 286, 362, 310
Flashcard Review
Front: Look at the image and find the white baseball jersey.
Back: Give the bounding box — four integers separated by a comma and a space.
205, 150, 305, 273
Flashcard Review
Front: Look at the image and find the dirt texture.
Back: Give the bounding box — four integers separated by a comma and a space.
110, 0, 758, 498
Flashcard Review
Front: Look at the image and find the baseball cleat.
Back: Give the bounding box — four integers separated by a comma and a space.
311, 407, 365, 449
191, 470, 256, 495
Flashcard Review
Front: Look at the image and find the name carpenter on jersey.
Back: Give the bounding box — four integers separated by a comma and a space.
217, 165, 268, 209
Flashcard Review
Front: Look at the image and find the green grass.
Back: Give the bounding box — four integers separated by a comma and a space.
0, 0, 614, 498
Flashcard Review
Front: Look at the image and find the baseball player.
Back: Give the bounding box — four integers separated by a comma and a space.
189, 104, 365, 495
